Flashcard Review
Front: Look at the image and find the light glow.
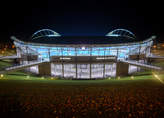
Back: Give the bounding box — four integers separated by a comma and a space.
41, 77, 45, 79
153, 45, 157, 48
152, 72, 164, 84
131, 76, 134, 80
0, 74, 4, 78
81, 46, 85, 50
26, 75, 30, 79
162, 44, 164, 47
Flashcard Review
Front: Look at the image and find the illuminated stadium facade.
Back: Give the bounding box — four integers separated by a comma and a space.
11, 29, 156, 79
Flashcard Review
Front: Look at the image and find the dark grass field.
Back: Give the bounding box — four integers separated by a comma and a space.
1, 71, 164, 118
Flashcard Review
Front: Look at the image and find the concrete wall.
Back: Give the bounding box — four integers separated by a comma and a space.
38, 62, 51, 76
116, 62, 129, 77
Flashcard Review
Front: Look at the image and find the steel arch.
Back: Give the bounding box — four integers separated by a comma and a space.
32, 29, 61, 40
106, 29, 136, 39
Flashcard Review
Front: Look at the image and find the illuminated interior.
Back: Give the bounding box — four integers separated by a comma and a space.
11, 29, 154, 79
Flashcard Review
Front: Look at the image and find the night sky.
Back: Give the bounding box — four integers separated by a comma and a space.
0, 0, 164, 43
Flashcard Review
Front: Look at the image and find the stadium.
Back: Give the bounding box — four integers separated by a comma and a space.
7, 28, 161, 79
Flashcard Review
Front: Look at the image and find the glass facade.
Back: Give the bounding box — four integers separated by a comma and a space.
14, 39, 152, 61
51, 63, 116, 79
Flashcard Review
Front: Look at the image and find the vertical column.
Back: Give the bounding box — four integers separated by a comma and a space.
116, 62, 129, 77
103, 63, 105, 78
115, 48, 119, 79
61, 47, 64, 78
147, 46, 151, 65
129, 46, 131, 58
117, 48, 119, 59
139, 44, 141, 56
144, 45, 148, 63
16, 47, 20, 57
90, 63, 92, 79
76, 63, 77, 79
103, 48, 106, 78
137, 44, 141, 72
38, 62, 51, 76
75, 47, 77, 79
62, 63, 64, 78
16, 47, 21, 64
48, 48, 50, 61
26, 46, 29, 64
89, 46, 92, 79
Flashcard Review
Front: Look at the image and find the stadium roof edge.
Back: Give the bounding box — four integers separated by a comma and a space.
11, 35, 153, 47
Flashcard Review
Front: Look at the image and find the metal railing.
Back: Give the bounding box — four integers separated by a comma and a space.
120, 60, 162, 70
0, 55, 18, 60
0, 60, 48, 74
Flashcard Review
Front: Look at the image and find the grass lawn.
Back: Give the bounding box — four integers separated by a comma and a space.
0, 70, 164, 118
0, 59, 13, 70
